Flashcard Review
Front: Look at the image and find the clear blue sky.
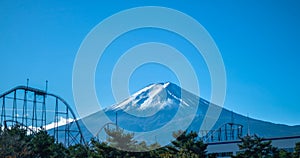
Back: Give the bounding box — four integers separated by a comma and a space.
0, 1, 299, 125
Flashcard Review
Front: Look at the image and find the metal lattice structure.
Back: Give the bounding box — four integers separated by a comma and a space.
201, 123, 243, 143
0, 85, 85, 146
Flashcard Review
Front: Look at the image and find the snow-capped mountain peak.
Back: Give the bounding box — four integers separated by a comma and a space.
109, 82, 183, 117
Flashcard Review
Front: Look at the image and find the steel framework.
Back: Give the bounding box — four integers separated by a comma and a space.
201, 123, 243, 143
0, 85, 85, 146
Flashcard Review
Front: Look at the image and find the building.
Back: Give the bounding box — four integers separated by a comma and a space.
206, 135, 300, 157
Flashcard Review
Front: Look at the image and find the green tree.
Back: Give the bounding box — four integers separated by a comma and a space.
105, 127, 137, 152
68, 144, 89, 158
91, 128, 170, 158
167, 130, 208, 158
30, 130, 68, 158
233, 134, 278, 158
30, 130, 55, 157
50, 142, 69, 158
0, 125, 32, 157
276, 149, 293, 158
0, 125, 81, 158
89, 138, 111, 158
294, 142, 300, 158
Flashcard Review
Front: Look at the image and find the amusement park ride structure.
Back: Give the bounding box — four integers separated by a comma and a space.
0, 83, 85, 146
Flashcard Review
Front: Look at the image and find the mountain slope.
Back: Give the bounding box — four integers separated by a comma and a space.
71, 82, 300, 144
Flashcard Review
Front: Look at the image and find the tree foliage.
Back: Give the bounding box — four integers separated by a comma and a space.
105, 127, 137, 151
30, 130, 68, 158
232, 134, 300, 158
167, 130, 207, 158
233, 134, 277, 158
1, 125, 299, 158
0, 125, 67, 158
294, 142, 300, 158
0, 125, 32, 157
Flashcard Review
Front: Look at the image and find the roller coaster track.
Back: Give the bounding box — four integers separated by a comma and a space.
0, 85, 86, 146
201, 123, 243, 143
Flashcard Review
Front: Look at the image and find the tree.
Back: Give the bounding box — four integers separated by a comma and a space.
276, 149, 293, 158
167, 130, 208, 158
89, 138, 112, 158
68, 144, 89, 158
30, 130, 68, 158
233, 134, 278, 158
30, 130, 55, 157
105, 127, 137, 152
91, 128, 176, 157
0, 125, 70, 158
294, 142, 300, 158
50, 142, 69, 158
0, 125, 32, 157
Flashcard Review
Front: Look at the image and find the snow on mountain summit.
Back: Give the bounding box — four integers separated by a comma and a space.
109, 82, 187, 117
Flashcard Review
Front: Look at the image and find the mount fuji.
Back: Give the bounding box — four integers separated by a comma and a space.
70, 82, 300, 144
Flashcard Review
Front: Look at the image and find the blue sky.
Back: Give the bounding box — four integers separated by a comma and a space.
0, 1, 299, 125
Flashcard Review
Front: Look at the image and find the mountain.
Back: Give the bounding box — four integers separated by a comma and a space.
65, 82, 300, 145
